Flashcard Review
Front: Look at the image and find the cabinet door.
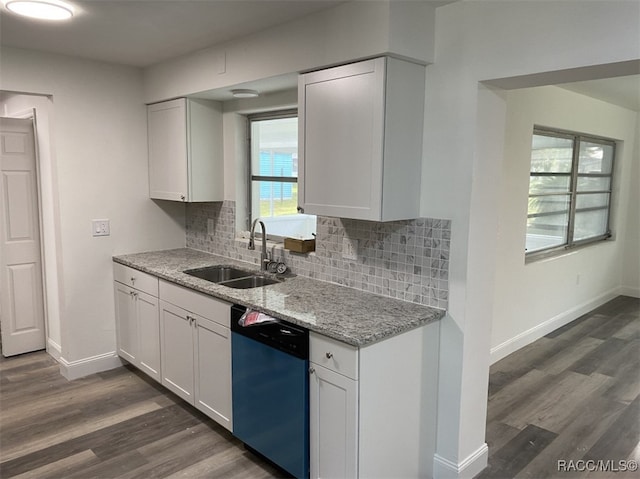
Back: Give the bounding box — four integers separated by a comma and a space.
148, 99, 188, 201
195, 317, 232, 431
309, 364, 358, 479
159, 300, 195, 404
136, 291, 161, 382
114, 282, 137, 364
299, 58, 385, 220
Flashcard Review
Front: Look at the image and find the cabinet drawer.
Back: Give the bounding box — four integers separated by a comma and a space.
159, 280, 230, 327
113, 263, 158, 297
310, 332, 358, 380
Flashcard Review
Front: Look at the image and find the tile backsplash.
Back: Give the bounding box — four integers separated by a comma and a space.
186, 201, 450, 309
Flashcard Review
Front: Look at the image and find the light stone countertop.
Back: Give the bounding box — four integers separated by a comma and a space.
113, 248, 445, 347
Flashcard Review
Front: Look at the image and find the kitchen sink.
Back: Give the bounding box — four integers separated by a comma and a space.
183, 265, 280, 289
183, 265, 252, 283
218, 275, 280, 289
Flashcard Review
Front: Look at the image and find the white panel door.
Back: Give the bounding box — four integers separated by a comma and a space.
137, 290, 161, 381
159, 300, 195, 404
114, 282, 137, 364
299, 58, 385, 220
195, 316, 232, 431
309, 364, 359, 479
0, 117, 45, 357
147, 99, 188, 201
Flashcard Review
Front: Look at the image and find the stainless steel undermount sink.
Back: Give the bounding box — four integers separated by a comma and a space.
183, 265, 280, 289
219, 275, 280, 289
184, 265, 250, 283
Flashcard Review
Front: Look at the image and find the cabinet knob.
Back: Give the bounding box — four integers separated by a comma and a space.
325, 352, 333, 359
309, 367, 315, 375
130, 277, 136, 284
297, 206, 304, 214
180, 194, 186, 201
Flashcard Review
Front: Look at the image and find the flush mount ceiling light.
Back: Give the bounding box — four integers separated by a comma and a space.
231, 89, 259, 99
5, 0, 74, 20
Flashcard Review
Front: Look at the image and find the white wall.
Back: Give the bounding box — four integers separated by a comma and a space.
425, 1, 640, 477
143, 0, 435, 103
621, 117, 640, 295
491, 86, 639, 362
0, 47, 185, 374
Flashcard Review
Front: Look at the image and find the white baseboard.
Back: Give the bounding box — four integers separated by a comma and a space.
433, 444, 488, 479
618, 286, 640, 298
58, 351, 124, 381
490, 287, 622, 364
46, 338, 61, 361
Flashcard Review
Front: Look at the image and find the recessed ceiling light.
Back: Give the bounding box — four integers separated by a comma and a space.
231, 89, 260, 99
5, 0, 74, 20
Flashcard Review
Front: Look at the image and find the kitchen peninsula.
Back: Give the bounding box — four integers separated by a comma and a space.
114, 247, 444, 478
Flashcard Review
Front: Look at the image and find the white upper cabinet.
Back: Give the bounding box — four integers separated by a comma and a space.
147, 98, 223, 202
298, 57, 425, 221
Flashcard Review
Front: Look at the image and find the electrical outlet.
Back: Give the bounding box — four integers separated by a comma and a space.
342, 237, 359, 260
207, 218, 215, 235
92, 219, 110, 237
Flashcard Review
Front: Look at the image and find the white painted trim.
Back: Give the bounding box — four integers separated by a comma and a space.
618, 286, 640, 298
433, 443, 489, 479
58, 351, 123, 381
490, 287, 621, 364
46, 338, 61, 361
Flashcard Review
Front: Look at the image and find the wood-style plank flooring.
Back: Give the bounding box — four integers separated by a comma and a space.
478, 295, 640, 479
1, 295, 638, 478
0, 353, 284, 478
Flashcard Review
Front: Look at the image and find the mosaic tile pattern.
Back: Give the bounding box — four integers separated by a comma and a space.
186, 201, 450, 308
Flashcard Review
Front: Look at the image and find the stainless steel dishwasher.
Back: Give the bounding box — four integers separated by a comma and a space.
231, 305, 309, 479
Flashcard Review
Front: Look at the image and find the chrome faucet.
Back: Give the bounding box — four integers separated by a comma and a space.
249, 218, 270, 271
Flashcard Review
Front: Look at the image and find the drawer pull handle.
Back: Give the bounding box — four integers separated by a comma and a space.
326, 352, 333, 359
130, 277, 136, 284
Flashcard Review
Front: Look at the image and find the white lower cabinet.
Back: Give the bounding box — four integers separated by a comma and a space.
159, 300, 196, 403
309, 320, 440, 479
195, 315, 232, 428
114, 264, 161, 381
159, 280, 232, 431
309, 363, 358, 479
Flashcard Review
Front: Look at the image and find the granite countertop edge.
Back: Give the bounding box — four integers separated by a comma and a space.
113, 248, 445, 347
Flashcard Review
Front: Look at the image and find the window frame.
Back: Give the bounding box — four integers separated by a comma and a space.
246, 108, 300, 239
526, 126, 616, 262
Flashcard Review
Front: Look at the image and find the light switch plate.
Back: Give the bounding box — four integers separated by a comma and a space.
92, 219, 110, 237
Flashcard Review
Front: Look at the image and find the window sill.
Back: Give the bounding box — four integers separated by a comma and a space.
525, 236, 613, 264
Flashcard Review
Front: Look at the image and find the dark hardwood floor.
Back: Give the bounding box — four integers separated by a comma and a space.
479, 295, 640, 479
1, 295, 638, 478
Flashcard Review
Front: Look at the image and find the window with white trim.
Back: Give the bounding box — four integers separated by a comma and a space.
526, 127, 615, 259
247, 110, 316, 239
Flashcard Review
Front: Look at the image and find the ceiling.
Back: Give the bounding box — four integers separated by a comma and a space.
0, 0, 345, 67
559, 75, 640, 112
0, 0, 638, 109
